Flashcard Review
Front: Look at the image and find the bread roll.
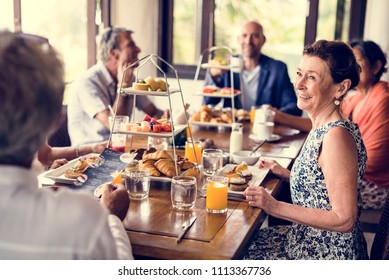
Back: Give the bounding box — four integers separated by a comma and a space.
144, 76, 159, 91
132, 82, 149, 91
155, 78, 168, 91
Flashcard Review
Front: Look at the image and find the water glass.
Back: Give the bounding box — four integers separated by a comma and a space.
124, 170, 150, 200
206, 176, 228, 214
202, 148, 223, 176
171, 176, 197, 210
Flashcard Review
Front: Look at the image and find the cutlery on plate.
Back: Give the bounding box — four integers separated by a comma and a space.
250, 139, 267, 156
177, 216, 197, 243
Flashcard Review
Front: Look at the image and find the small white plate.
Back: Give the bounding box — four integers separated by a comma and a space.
94, 182, 110, 198
249, 133, 281, 143
119, 152, 137, 164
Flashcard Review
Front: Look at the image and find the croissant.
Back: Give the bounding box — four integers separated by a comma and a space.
154, 159, 180, 178
139, 159, 161, 177
182, 167, 199, 178
142, 150, 172, 161
179, 160, 195, 170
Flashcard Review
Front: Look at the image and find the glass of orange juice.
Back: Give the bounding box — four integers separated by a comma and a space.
185, 140, 202, 164
206, 176, 228, 214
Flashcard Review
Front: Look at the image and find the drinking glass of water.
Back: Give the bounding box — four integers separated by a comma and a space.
124, 170, 150, 200
202, 149, 223, 176
171, 176, 197, 210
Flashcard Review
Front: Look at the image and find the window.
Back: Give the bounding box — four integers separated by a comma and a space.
21, 0, 88, 83
161, 0, 366, 79
0, 0, 14, 31
214, 0, 306, 81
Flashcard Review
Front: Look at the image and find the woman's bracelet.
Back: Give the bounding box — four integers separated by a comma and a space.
75, 146, 80, 158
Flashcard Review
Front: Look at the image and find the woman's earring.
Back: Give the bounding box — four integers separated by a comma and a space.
334, 99, 341, 106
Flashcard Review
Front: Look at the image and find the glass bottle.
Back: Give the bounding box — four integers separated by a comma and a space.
229, 123, 243, 163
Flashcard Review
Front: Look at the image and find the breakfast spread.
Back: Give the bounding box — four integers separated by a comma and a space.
132, 76, 168, 92
202, 85, 239, 95
191, 106, 249, 124
64, 155, 101, 179
131, 149, 198, 179
209, 57, 229, 67
125, 114, 172, 133
225, 162, 253, 191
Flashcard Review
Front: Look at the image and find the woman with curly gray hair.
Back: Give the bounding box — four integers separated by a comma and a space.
0, 31, 133, 259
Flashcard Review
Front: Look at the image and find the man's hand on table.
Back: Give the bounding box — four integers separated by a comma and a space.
100, 184, 130, 221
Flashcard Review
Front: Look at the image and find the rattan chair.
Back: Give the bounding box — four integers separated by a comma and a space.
370, 196, 389, 259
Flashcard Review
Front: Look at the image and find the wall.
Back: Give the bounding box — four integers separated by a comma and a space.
364, 0, 389, 81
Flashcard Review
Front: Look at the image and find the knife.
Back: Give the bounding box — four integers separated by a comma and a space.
176, 216, 197, 243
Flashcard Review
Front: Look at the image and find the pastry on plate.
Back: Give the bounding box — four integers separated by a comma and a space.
228, 177, 248, 191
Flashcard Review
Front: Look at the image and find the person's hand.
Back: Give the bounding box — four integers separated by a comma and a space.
117, 61, 134, 87
243, 185, 278, 213
209, 67, 227, 78
91, 141, 109, 153
49, 158, 68, 169
100, 184, 130, 221
258, 159, 290, 180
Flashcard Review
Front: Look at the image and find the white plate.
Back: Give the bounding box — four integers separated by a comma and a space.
43, 153, 101, 184
201, 63, 240, 71
203, 164, 269, 195
190, 121, 232, 128
94, 182, 110, 198
119, 87, 180, 96
193, 91, 241, 98
249, 133, 281, 143
44, 158, 81, 184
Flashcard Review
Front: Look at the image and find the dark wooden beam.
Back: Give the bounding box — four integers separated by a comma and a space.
304, 0, 319, 46
13, 0, 21, 32
348, 0, 367, 42
87, 0, 97, 67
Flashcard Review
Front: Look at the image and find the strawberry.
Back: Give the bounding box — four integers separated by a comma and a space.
143, 114, 152, 122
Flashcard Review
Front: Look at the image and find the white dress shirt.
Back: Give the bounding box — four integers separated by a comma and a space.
0, 165, 133, 260
67, 61, 152, 146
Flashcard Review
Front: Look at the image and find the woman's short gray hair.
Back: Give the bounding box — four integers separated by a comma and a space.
0, 31, 64, 164
99, 27, 133, 62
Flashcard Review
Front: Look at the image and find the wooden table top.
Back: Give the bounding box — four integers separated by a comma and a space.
189, 123, 308, 159
124, 156, 292, 260
39, 123, 307, 260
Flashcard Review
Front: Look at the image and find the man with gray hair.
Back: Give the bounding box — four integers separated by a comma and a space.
67, 27, 164, 146
0, 31, 133, 259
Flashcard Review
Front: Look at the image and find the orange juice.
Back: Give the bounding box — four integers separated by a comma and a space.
185, 141, 202, 164
250, 106, 259, 123
206, 178, 228, 213
112, 172, 123, 185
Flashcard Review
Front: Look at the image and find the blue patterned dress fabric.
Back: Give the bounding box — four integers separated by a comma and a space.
243, 120, 369, 259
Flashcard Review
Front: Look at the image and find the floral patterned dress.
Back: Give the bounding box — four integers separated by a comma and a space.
243, 120, 369, 260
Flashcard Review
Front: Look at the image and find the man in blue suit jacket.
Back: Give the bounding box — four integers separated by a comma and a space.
203, 21, 301, 116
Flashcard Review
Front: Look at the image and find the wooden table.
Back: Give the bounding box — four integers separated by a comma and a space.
124, 156, 292, 260
38, 123, 307, 260
122, 123, 307, 259
189, 123, 307, 159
